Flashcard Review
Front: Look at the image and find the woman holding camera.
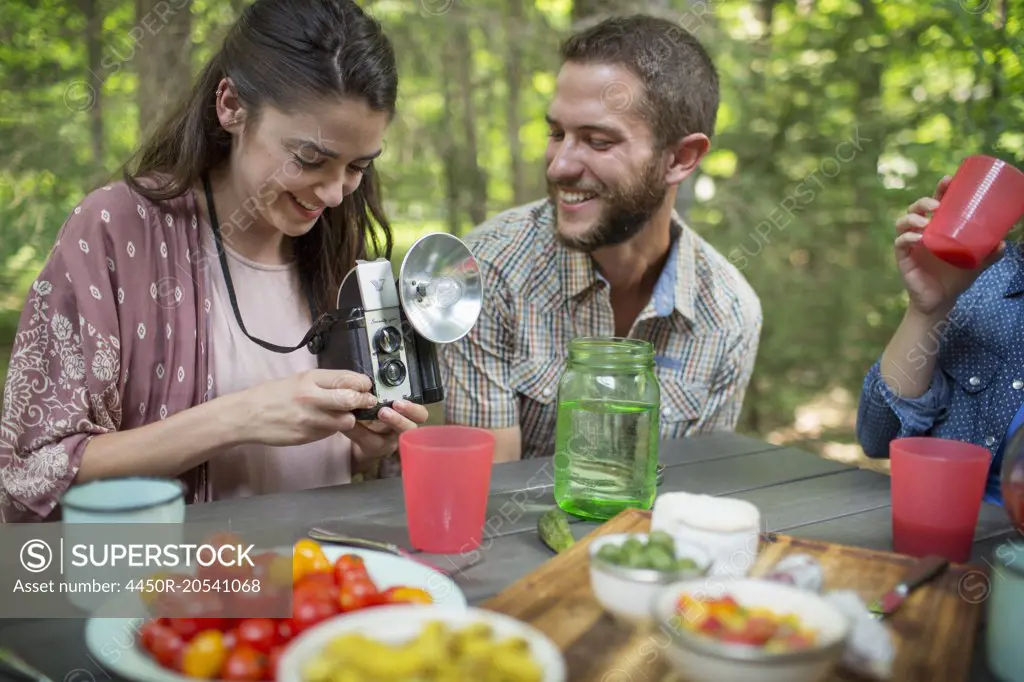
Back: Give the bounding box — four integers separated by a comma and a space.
0, 0, 427, 522
856, 174, 1024, 505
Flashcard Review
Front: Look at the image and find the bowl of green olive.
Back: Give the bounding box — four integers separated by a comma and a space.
589, 531, 711, 623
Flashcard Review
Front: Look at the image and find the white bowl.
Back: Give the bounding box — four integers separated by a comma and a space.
650, 578, 851, 682
589, 532, 711, 623
651, 492, 762, 577
278, 604, 567, 682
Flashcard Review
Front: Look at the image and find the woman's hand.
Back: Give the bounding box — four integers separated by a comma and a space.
349, 399, 430, 467
894, 175, 1005, 318
230, 369, 379, 446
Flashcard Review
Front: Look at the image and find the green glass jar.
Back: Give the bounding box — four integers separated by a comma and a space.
553, 337, 661, 521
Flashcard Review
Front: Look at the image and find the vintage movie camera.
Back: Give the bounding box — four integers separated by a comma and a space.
309, 233, 484, 420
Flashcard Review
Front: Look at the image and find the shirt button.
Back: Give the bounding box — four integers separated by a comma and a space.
1014, 380, 1023, 390
969, 376, 981, 386
542, 388, 553, 398
986, 436, 996, 446
662, 407, 673, 417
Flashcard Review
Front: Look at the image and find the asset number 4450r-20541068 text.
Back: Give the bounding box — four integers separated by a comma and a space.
125, 577, 263, 594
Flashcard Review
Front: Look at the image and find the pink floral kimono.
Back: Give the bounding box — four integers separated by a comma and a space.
0, 180, 216, 522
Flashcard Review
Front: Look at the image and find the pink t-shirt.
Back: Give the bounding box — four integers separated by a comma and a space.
202, 226, 352, 500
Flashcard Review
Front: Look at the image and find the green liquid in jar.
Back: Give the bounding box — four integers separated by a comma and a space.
553, 398, 659, 521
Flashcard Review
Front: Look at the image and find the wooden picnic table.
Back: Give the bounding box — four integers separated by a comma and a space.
0, 432, 1016, 681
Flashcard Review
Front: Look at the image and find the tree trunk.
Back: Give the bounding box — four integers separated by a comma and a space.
730, 0, 776, 435
439, 43, 460, 235
453, 16, 488, 227
82, 0, 104, 166
505, 0, 526, 205
848, 0, 885, 243
982, 0, 1007, 155
135, 0, 192, 140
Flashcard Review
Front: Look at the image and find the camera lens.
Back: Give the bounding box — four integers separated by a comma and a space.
374, 326, 402, 354
379, 359, 407, 387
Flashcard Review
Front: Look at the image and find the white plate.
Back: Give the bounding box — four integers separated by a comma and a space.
83, 545, 467, 682
278, 604, 567, 682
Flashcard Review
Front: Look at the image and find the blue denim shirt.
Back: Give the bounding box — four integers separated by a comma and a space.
856, 243, 1024, 505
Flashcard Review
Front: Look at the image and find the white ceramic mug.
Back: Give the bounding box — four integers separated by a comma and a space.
61, 477, 186, 524
650, 492, 762, 577
60, 477, 186, 612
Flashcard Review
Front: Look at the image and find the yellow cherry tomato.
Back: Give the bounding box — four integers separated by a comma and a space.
180, 629, 226, 679
292, 539, 331, 584
380, 586, 434, 604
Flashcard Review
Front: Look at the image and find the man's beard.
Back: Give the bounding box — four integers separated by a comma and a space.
548, 156, 668, 253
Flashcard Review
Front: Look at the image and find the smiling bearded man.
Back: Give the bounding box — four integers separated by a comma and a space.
438, 14, 763, 464
548, 143, 668, 253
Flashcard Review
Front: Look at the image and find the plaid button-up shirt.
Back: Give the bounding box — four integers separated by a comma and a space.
439, 199, 763, 460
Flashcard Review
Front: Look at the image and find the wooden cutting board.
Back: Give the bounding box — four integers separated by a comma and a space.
481, 508, 987, 682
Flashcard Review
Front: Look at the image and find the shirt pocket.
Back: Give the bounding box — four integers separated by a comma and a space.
657, 376, 710, 437
940, 343, 1000, 396
513, 356, 564, 406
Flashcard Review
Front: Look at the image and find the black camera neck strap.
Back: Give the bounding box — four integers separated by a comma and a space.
201, 173, 336, 355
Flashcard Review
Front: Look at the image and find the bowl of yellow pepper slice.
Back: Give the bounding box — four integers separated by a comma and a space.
651, 578, 851, 682
276, 604, 566, 682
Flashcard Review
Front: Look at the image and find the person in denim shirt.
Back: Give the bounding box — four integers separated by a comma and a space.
856, 174, 1024, 506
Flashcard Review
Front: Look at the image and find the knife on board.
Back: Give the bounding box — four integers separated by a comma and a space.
868, 554, 949, 619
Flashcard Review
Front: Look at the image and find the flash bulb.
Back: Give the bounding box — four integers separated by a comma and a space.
414, 277, 462, 308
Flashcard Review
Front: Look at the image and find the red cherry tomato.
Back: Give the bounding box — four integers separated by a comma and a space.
339, 576, 379, 612
235, 618, 278, 655
157, 590, 228, 639
291, 597, 337, 635
742, 617, 778, 645
140, 621, 185, 670
277, 620, 294, 643
301, 571, 336, 586
221, 644, 267, 681
333, 554, 368, 583
198, 532, 254, 583
230, 584, 288, 621
251, 551, 293, 590
294, 575, 340, 606
166, 617, 221, 642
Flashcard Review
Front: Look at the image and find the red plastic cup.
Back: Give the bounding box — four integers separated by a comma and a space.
890, 437, 991, 563
921, 155, 1024, 269
399, 425, 495, 553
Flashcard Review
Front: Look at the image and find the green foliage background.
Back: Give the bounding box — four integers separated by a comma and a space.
1, 0, 1022, 452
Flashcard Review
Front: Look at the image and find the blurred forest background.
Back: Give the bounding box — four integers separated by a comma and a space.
1, 0, 1022, 473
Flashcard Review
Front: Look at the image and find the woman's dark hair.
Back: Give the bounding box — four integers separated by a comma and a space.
123, 0, 397, 315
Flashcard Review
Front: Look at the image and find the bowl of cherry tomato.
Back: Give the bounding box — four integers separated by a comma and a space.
650, 578, 851, 682
85, 537, 466, 682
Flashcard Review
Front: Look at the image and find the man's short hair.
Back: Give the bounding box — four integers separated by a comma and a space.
560, 14, 719, 151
